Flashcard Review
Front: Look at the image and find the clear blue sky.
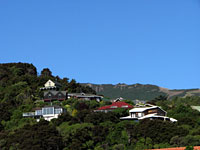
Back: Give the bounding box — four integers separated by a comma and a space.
0, 0, 200, 89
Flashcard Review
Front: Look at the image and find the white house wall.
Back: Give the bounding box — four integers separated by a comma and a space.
44, 80, 55, 87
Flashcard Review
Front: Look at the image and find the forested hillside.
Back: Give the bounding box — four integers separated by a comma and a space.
0, 62, 95, 132
82, 83, 200, 100
1, 63, 200, 149
0, 62, 96, 101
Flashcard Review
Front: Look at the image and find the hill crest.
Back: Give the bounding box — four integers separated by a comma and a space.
81, 83, 200, 100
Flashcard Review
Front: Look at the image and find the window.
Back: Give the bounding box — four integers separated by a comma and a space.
58, 93, 62, 99
166, 118, 170, 121
48, 93, 52, 98
84, 97, 89, 100
122, 105, 128, 108
55, 108, 62, 114
42, 107, 54, 115
35, 110, 42, 115
157, 117, 164, 121
148, 109, 157, 114
110, 106, 118, 108
131, 113, 135, 118
138, 113, 142, 117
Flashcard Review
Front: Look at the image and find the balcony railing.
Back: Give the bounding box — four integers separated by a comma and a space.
23, 112, 35, 117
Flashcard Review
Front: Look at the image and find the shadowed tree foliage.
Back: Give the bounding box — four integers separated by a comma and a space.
6, 120, 64, 150
40, 68, 52, 77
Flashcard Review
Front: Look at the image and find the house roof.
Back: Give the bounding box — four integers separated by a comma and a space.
54, 81, 62, 87
32, 107, 42, 111
43, 105, 63, 109
129, 106, 157, 112
44, 91, 66, 95
46, 80, 62, 87
97, 101, 134, 110
129, 106, 167, 113
138, 114, 177, 122
191, 106, 200, 112
40, 80, 62, 90
68, 93, 103, 98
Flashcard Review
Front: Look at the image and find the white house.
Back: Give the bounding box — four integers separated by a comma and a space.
120, 105, 177, 122
40, 80, 62, 90
23, 106, 65, 122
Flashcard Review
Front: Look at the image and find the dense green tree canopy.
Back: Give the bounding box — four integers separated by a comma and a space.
1, 63, 200, 149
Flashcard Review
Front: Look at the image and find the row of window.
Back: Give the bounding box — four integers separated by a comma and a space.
48, 93, 63, 98
131, 113, 144, 117
110, 105, 128, 108
35, 108, 62, 115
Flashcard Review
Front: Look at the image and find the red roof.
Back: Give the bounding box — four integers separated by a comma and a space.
97, 101, 134, 110
149, 146, 200, 150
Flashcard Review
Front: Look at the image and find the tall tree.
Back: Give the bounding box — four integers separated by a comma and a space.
40, 68, 52, 77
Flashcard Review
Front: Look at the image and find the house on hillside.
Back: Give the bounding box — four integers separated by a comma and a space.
94, 101, 134, 113
40, 79, 62, 90
110, 97, 124, 102
44, 91, 67, 101
40, 80, 67, 102
68, 93, 103, 102
120, 105, 177, 122
23, 106, 65, 122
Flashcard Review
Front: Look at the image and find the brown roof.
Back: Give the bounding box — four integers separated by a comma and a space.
32, 107, 42, 111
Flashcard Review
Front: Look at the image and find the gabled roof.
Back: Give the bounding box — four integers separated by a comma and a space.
45, 80, 61, 87
97, 101, 133, 110
191, 106, 200, 112
44, 91, 66, 95
40, 80, 62, 90
129, 106, 167, 113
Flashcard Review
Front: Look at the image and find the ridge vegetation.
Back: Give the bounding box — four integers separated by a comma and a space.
82, 83, 200, 100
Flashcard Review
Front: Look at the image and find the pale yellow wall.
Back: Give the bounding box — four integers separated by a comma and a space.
44, 80, 55, 87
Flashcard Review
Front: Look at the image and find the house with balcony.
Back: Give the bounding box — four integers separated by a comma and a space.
23, 106, 65, 122
120, 105, 177, 122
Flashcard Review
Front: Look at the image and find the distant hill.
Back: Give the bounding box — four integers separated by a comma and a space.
81, 83, 200, 100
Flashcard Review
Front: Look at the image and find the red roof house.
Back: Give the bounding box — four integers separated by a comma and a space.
94, 101, 134, 113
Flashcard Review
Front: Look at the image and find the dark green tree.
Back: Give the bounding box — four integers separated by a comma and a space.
40, 68, 52, 77
6, 120, 64, 150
